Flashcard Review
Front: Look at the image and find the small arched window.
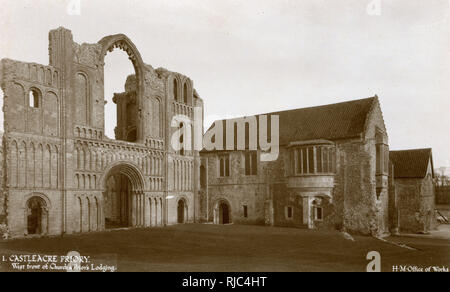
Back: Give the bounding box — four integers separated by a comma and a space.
29, 88, 40, 108
183, 83, 188, 104
173, 78, 178, 100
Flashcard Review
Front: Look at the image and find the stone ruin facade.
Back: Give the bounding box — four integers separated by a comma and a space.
0, 27, 436, 239
0, 27, 203, 237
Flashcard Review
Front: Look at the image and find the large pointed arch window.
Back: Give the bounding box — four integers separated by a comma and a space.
104, 53, 136, 142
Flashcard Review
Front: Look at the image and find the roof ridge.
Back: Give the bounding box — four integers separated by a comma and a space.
210, 96, 377, 124
390, 148, 432, 152
390, 148, 433, 179
255, 96, 376, 117
204, 95, 378, 148
362, 95, 379, 140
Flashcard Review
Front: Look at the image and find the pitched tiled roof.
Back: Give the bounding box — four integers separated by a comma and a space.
205, 96, 377, 148
390, 148, 433, 179
265, 97, 376, 145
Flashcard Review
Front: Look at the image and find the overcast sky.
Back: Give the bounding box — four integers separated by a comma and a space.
0, 0, 449, 168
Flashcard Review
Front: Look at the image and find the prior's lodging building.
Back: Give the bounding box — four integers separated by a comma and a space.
199, 97, 392, 236
0, 27, 204, 237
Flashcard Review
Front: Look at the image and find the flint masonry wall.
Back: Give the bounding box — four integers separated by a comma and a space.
202, 151, 270, 225
203, 139, 385, 234
272, 183, 305, 227
395, 177, 435, 233
330, 101, 389, 236
332, 140, 377, 234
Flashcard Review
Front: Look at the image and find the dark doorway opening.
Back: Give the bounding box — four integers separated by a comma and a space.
104, 173, 132, 229
26, 197, 46, 235
219, 202, 230, 224
177, 200, 186, 224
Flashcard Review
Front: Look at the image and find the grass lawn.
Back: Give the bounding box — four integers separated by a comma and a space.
0, 224, 448, 272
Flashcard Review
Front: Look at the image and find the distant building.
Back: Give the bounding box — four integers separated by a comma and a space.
389, 149, 436, 233
200, 96, 391, 236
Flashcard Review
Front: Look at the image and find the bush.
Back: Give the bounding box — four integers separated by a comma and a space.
0, 223, 9, 240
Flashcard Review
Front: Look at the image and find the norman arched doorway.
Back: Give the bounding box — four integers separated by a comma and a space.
219, 202, 230, 224
104, 174, 131, 228
103, 163, 145, 229
214, 200, 231, 225
177, 199, 187, 224
26, 196, 48, 235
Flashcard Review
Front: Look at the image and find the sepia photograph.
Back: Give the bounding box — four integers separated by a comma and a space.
0, 0, 448, 279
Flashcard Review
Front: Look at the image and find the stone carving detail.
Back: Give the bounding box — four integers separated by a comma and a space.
73, 43, 102, 67
145, 65, 165, 93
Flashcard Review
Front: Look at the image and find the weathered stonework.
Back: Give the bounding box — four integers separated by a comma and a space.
200, 97, 391, 236
0, 27, 430, 239
389, 149, 436, 233
0, 27, 203, 237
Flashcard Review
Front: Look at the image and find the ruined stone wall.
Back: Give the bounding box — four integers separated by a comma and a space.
0, 27, 203, 237
0, 54, 63, 236
162, 68, 199, 225
0, 59, 60, 136
0, 135, 4, 223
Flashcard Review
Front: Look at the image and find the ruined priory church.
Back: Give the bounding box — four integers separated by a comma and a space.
0, 27, 203, 237
0, 28, 435, 238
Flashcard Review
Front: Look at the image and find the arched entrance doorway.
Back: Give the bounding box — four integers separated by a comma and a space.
103, 163, 145, 229
177, 199, 187, 224
104, 174, 131, 228
26, 197, 48, 235
214, 200, 231, 225
219, 202, 230, 224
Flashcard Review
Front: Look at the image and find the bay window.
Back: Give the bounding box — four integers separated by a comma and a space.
292, 145, 335, 175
